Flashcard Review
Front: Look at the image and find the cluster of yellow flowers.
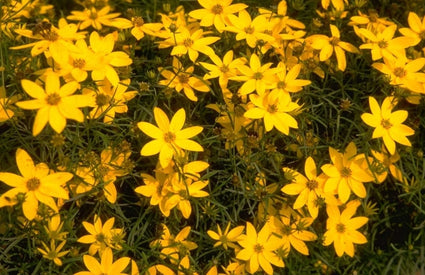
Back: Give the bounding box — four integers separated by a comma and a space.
0, 0, 424, 274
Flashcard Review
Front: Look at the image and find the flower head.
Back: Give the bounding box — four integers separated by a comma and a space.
74, 247, 130, 275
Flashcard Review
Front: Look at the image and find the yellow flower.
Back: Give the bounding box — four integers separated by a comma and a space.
50, 38, 95, 82
44, 214, 68, 241
361, 96, 415, 155
188, 0, 247, 32
348, 10, 394, 34
371, 57, 425, 94
307, 24, 359, 71
152, 224, 198, 264
358, 25, 414, 60
84, 79, 137, 123
267, 215, 317, 256
273, 62, 311, 96
67, 6, 131, 30
321, 142, 374, 203
244, 89, 299, 135
74, 247, 130, 275
236, 222, 284, 275
226, 10, 274, 48
15, 72, 93, 136
37, 240, 69, 266
89, 32, 133, 86
207, 222, 244, 250
159, 58, 210, 101
11, 18, 85, 57
323, 200, 368, 257
281, 157, 328, 219
200, 50, 245, 89
138, 107, 203, 168
399, 12, 425, 46
147, 264, 175, 275
4, 0, 53, 19
130, 16, 163, 40
321, 0, 346, 10
230, 53, 278, 95
77, 214, 125, 256
0, 148, 71, 220
168, 174, 209, 219
370, 147, 405, 184
166, 27, 220, 62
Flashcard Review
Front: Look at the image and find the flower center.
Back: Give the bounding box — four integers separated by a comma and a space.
26, 177, 41, 191
89, 9, 98, 20
244, 26, 255, 34
330, 36, 340, 46
381, 118, 392, 129
277, 81, 286, 90
96, 94, 111, 106
254, 243, 264, 253
253, 72, 263, 80
220, 65, 229, 73
340, 167, 352, 178
267, 104, 278, 113
178, 74, 190, 84
96, 233, 106, 243
306, 179, 318, 190
336, 223, 346, 233
132, 16, 144, 27
393, 67, 406, 78
164, 132, 176, 143
184, 38, 193, 47
34, 21, 59, 41
378, 40, 388, 48
46, 93, 61, 105
73, 58, 86, 69
211, 4, 223, 14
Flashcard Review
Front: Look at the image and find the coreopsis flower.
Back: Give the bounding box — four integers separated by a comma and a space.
267, 215, 317, 256
138, 107, 203, 168
37, 240, 69, 266
200, 50, 245, 89
281, 157, 328, 219
159, 58, 210, 101
0, 148, 72, 220
50, 39, 95, 82
44, 214, 68, 241
15, 72, 94, 136
130, 16, 163, 40
164, 27, 220, 62
226, 10, 274, 48
273, 62, 311, 96
399, 12, 425, 46
207, 222, 244, 250
74, 247, 130, 275
236, 222, 284, 275
152, 224, 198, 264
168, 174, 209, 218
321, 142, 374, 203
89, 32, 133, 86
189, 0, 247, 32
11, 19, 86, 57
67, 5, 131, 30
230, 53, 278, 95
348, 10, 394, 34
358, 25, 414, 60
77, 215, 125, 256
84, 79, 137, 123
323, 200, 368, 257
361, 96, 415, 155
307, 24, 359, 71
244, 89, 300, 135
370, 147, 405, 184
371, 57, 425, 94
